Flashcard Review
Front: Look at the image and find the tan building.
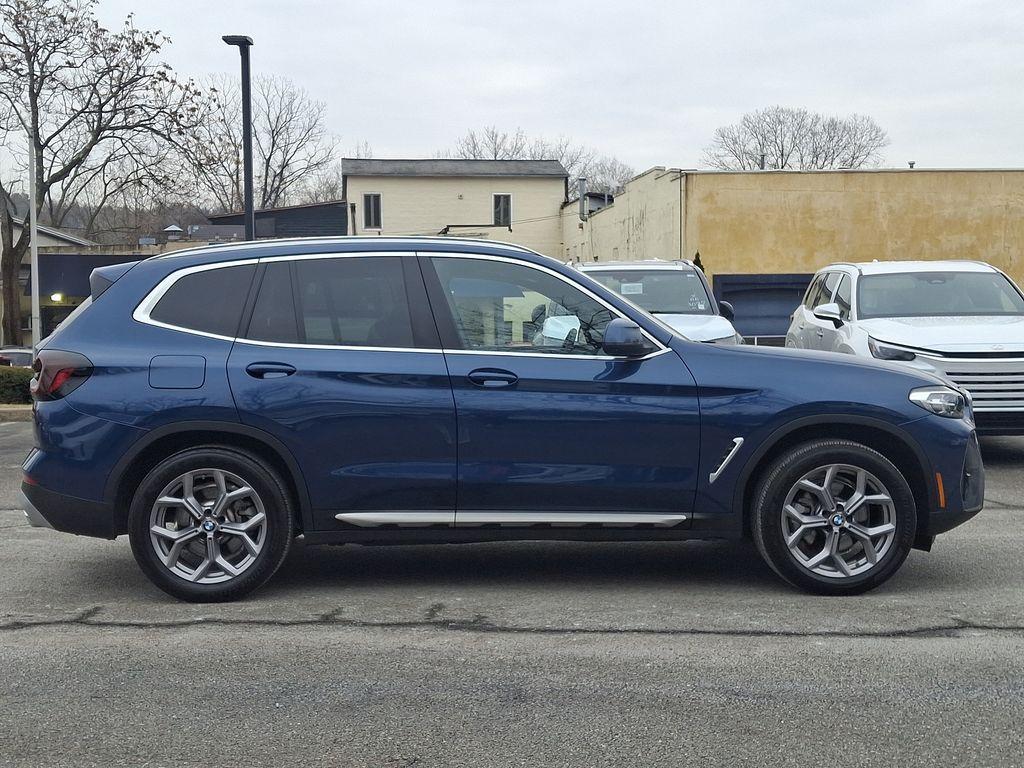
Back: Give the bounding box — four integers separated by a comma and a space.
559, 166, 1024, 340
342, 158, 568, 257
563, 167, 1024, 287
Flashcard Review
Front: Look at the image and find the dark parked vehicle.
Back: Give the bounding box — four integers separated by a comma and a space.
21, 238, 984, 601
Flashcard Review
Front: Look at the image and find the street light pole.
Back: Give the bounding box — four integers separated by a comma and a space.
222, 35, 255, 240
28, 139, 40, 348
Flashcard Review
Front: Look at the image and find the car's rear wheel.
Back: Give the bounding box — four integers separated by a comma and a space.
751, 439, 917, 595
129, 447, 293, 602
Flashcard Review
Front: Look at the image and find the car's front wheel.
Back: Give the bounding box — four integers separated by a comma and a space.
129, 447, 294, 602
751, 439, 917, 595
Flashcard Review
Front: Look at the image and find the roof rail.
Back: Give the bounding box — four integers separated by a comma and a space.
153, 235, 540, 260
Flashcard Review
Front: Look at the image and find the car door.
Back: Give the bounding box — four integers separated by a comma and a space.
805, 271, 841, 350
420, 252, 700, 527
227, 253, 457, 531
818, 273, 852, 352
789, 274, 823, 348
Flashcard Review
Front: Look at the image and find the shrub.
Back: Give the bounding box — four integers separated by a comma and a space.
0, 366, 33, 404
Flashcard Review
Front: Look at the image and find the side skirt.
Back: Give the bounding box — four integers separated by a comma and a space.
334, 510, 689, 528
308, 510, 738, 546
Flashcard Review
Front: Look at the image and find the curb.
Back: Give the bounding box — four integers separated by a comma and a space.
0, 405, 32, 422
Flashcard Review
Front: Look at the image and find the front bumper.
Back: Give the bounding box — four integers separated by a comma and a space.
20, 481, 118, 539
972, 411, 1024, 436
925, 431, 985, 537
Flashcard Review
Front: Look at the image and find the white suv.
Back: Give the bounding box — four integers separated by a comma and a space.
786, 260, 1024, 435
578, 260, 743, 344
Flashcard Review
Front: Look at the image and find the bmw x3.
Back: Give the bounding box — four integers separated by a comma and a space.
21, 238, 984, 601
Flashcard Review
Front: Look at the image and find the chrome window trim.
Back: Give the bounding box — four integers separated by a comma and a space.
134, 250, 671, 361
234, 338, 442, 354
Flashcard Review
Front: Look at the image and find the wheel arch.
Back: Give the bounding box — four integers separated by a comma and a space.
106, 421, 312, 535
734, 415, 935, 543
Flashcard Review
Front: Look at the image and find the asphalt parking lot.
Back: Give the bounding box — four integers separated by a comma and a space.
1, 421, 1022, 767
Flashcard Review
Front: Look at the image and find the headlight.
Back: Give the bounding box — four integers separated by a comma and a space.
869, 337, 916, 361
909, 385, 966, 419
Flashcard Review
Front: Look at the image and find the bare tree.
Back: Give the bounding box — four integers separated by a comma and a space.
702, 106, 889, 170
443, 126, 634, 194
294, 141, 373, 205
184, 74, 338, 212
0, 0, 204, 343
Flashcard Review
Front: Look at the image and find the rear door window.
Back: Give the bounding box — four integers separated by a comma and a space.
247, 262, 298, 343
245, 256, 418, 348
149, 264, 256, 337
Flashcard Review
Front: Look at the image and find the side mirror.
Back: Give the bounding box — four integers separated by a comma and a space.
813, 302, 843, 328
718, 300, 735, 321
602, 318, 651, 357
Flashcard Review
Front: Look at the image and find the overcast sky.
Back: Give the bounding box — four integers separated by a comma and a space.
98, 0, 1024, 172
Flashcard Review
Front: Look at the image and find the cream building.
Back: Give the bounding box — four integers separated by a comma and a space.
342, 158, 568, 257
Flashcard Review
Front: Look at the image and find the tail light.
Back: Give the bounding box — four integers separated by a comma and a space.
30, 350, 93, 401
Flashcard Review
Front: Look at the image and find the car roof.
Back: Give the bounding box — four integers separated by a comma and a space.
578, 260, 696, 271
822, 260, 998, 276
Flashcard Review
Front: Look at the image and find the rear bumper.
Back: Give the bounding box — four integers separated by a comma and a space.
20, 481, 118, 539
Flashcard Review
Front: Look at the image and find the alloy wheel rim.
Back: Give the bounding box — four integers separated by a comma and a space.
781, 463, 897, 579
149, 468, 267, 584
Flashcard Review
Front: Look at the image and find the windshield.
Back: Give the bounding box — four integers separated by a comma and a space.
858, 272, 1024, 319
586, 269, 713, 315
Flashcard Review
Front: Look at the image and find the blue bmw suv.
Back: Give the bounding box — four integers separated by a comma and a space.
21, 237, 984, 601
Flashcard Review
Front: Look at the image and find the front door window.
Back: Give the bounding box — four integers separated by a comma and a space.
429, 257, 617, 356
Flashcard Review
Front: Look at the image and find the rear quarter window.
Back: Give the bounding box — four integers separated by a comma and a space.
149, 264, 256, 337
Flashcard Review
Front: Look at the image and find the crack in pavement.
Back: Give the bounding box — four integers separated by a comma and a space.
982, 497, 1024, 509
1, 605, 1022, 639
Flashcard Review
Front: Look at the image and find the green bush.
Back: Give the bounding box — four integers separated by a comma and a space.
0, 366, 33, 404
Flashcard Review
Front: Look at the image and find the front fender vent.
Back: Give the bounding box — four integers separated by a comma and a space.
709, 437, 744, 484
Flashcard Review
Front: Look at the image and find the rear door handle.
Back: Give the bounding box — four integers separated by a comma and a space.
816, 329, 824, 337
467, 368, 518, 388
245, 362, 296, 379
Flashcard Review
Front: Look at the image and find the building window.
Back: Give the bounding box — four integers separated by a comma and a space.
493, 194, 511, 227
363, 193, 382, 230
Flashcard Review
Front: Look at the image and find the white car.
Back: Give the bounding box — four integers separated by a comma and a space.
786, 260, 1024, 435
577, 260, 743, 344
0, 346, 33, 367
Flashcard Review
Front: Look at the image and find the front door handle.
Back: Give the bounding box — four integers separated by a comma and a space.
245, 362, 297, 379
467, 368, 518, 388
816, 329, 824, 337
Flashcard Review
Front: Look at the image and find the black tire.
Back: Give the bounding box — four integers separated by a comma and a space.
129, 446, 294, 602
751, 439, 917, 595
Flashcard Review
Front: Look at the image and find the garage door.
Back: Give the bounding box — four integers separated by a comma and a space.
712, 273, 813, 344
